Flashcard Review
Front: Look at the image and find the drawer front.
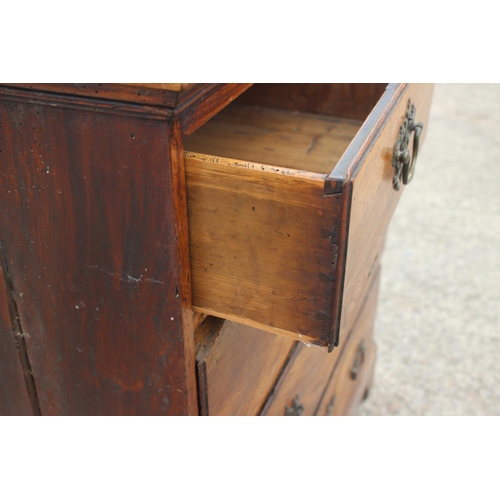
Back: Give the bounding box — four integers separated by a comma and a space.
336, 83, 434, 346
185, 84, 433, 349
320, 341, 376, 416
316, 269, 380, 416
195, 317, 295, 416
260, 341, 343, 416
262, 266, 380, 417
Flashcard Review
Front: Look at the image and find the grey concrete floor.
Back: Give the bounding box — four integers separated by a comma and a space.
358, 84, 500, 415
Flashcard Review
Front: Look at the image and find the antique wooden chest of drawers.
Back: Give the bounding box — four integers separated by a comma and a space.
0, 83, 433, 415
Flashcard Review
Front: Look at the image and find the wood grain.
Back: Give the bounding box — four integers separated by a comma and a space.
0, 247, 34, 415
184, 84, 434, 349
260, 340, 342, 416
237, 84, 387, 120
3, 83, 209, 108
193, 312, 207, 330
121, 83, 189, 91
178, 84, 252, 136
185, 104, 361, 174
195, 317, 296, 416
170, 119, 199, 416
0, 84, 248, 124
338, 84, 434, 344
316, 268, 380, 416
185, 152, 342, 347
0, 82, 434, 416
0, 96, 196, 415
0, 85, 173, 120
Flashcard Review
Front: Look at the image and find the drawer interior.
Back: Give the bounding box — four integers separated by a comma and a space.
183, 83, 402, 349
184, 84, 387, 177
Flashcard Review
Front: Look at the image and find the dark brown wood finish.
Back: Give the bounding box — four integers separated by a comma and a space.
195, 317, 296, 416
0, 84, 251, 125
0, 86, 173, 120
0, 95, 197, 415
237, 83, 388, 120
0, 83, 434, 416
0, 247, 34, 415
178, 84, 252, 137
4, 83, 209, 108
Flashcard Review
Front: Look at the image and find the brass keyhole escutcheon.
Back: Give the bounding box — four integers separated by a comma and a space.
392, 99, 424, 190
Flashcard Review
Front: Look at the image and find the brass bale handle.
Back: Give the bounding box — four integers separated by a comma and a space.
392, 99, 424, 190
403, 121, 423, 185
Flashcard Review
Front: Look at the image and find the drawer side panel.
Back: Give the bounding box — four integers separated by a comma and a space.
186, 155, 341, 346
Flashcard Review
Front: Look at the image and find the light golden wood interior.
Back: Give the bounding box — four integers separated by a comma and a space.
121, 83, 195, 91
184, 152, 330, 345
184, 104, 363, 175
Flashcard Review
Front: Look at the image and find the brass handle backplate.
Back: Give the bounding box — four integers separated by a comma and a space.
350, 341, 366, 380
285, 395, 304, 416
325, 395, 336, 416
392, 99, 424, 190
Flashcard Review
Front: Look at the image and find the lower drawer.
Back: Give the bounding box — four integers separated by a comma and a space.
259, 341, 341, 416
261, 267, 381, 416
316, 270, 380, 416
195, 317, 295, 416
196, 266, 380, 416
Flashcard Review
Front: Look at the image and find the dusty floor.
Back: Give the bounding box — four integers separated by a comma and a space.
358, 84, 500, 415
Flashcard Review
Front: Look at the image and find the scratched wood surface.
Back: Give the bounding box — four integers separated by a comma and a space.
4, 83, 207, 108
0, 251, 33, 415
0, 96, 197, 415
196, 317, 296, 416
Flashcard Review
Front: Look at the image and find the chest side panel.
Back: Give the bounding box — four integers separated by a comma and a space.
0, 252, 33, 415
0, 98, 196, 415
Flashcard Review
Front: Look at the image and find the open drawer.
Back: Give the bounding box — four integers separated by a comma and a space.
184, 84, 434, 350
